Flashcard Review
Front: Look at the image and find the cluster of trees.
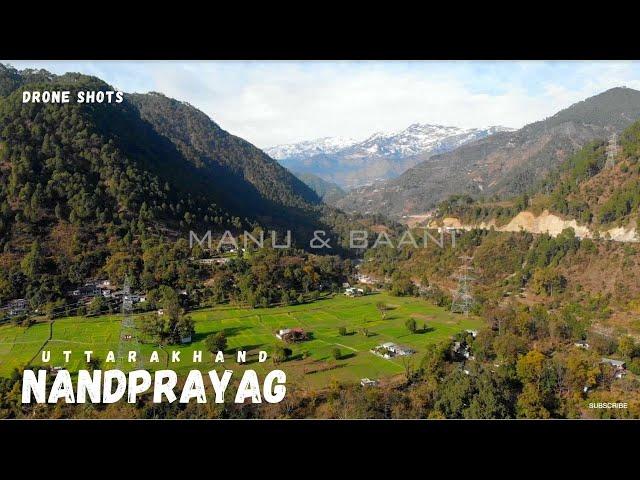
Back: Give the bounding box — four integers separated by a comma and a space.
137, 286, 194, 345
207, 246, 352, 308
436, 193, 532, 227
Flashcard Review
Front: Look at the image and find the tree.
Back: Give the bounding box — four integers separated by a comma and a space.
205, 332, 227, 354
390, 276, 416, 297
273, 344, 292, 363
531, 267, 567, 296
160, 287, 181, 321
338, 326, 347, 336
565, 349, 599, 394
420, 341, 449, 379
493, 333, 527, 365
516, 383, 551, 419
167, 315, 195, 344
434, 370, 473, 418
138, 314, 166, 343
332, 348, 342, 360
401, 356, 415, 383
87, 296, 106, 316
21, 240, 43, 279
516, 350, 546, 386
376, 302, 388, 320
405, 318, 417, 333
618, 336, 637, 359
464, 370, 512, 419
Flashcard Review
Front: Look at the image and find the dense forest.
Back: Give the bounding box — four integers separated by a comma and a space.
0, 64, 369, 308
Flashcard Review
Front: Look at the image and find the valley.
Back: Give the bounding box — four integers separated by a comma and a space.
2, 62, 640, 419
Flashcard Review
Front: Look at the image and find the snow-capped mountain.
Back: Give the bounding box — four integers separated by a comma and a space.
266, 124, 513, 189
347, 124, 512, 159
265, 136, 359, 161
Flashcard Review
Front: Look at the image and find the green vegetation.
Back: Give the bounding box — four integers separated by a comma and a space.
0, 64, 365, 308
292, 171, 346, 204
0, 293, 480, 385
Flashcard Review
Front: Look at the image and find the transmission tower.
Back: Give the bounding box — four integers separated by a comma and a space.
451, 255, 475, 316
116, 276, 141, 370
606, 132, 618, 168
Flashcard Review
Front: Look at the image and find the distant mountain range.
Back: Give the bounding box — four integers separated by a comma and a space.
266, 124, 512, 189
335, 87, 640, 217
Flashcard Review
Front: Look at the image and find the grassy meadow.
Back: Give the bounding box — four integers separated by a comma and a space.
0, 293, 482, 388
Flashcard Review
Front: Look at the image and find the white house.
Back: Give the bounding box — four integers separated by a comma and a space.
601, 358, 627, 378
372, 342, 414, 358
601, 358, 625, 369
344, 287, 364, 297
360, 378, 378, 387
7, 298, 27, 316
275, 328, 291, 340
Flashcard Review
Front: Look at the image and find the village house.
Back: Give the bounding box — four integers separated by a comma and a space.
275, 327, 308, 343
356, 273, 376, 285
453, 341, 474, 360
360, 378, 378, 387
344, 287, 365, 297
371, 342, 414, 358
79, 282, 101, 297
601, 358, 627, 378
6, 298, 27, 316
574, 340, 590, 349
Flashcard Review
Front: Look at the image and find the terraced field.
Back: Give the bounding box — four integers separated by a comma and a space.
0, 293, 482, 387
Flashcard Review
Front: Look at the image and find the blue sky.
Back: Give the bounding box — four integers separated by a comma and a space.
3, 60, 640, 148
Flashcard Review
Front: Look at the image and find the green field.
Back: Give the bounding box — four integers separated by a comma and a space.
0, 293, 482, 388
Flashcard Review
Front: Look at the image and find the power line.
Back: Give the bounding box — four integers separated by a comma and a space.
116, 275, 142, 370
451, 255, 475, 316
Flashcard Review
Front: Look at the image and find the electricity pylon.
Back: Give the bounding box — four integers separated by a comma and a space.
116, 276, 141, 370
451, 255, 475, 316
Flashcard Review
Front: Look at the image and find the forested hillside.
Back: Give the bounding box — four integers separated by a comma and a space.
292, 171, 346, 204
0, 65, 353, 307
433, 119, 640, 235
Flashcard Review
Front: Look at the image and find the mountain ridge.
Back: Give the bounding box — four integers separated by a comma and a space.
336, 87, 640, 217
267, 123, 512, 189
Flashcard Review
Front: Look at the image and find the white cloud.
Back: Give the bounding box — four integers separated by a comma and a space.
4, 60, 640, 148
